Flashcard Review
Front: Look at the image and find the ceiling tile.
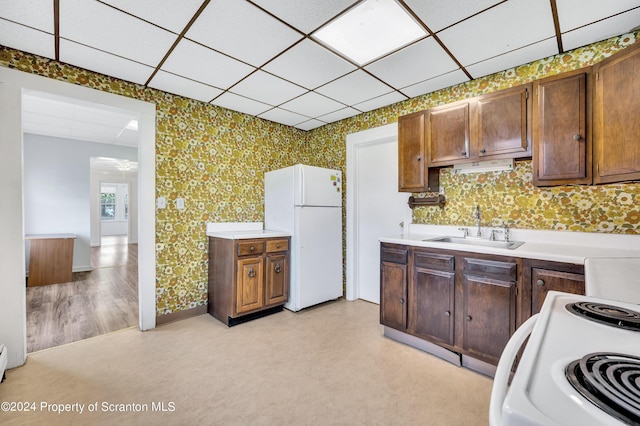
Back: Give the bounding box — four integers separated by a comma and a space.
59, 0, 177, 66
23, 122, 73, 139
555, 0, 640, 32
400, 69, 469, 98
0, 0, 53, 32
0, 20, 55, 59
315, 70, 393, 106
114, 129, 138, 147
251, 0, 358, 33
72, 105, 131, 128
561, 8, 640, 51
149, 71, 223, 103
211, 93, 273, 117
438, 0, 555, 66
318, 107, 360, 123
186, 0, 303, 67
100, 0, 204, 33
23, 111, 73, 130
59, 39, 155, 85
352, 91, 408, 112
404, 0, 503, 32
22, 95, 75, 117
294, 119, 327, 131
262, 39, 356, 89
161, 39, 255, 89
280, 92, 345, 118
259, 108, 309, 127
466, 38, 558, 79
231, 71, 307, 106
365, 37, 458, 89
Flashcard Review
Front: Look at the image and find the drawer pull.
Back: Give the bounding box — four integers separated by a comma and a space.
274, 263, 282, 273
444, 310, 451, 317
248, 268, 256, 278
466, 315, 472, 321
250, 246, 255, 252
536, 279, 545, 286
461, 151, 467, 156
276, 244, 281, 249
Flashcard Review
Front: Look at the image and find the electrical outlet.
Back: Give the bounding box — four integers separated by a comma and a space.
157, 197, 166, 209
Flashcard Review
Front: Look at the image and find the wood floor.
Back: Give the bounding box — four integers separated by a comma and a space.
26, 235, 138, 353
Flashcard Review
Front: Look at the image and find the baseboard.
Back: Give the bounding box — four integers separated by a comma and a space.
156, 305, 207, 326
72, 265, 92, 273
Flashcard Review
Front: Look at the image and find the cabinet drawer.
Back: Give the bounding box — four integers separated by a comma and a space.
463, 257, 517, 281
381, 245, 408, 264
414, 250, 454, 271
237, 241, 265, 257
266, 239, 289, 253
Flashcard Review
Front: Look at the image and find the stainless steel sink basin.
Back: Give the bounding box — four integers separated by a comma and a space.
424, 236, 525, 250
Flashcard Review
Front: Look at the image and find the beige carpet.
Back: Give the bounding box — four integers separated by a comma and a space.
0, 299, 492, 425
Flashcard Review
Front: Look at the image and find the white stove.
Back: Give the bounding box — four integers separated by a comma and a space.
490, 291, 640, 426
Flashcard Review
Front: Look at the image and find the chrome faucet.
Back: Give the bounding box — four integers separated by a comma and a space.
473, 206, 482, 238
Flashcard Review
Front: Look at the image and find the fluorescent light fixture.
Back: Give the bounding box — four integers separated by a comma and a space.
125, 119, 138, 131
312, 0, 426, 65
453, 159, 514, 174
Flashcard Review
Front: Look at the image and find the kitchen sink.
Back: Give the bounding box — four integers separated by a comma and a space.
424, 236, 525, 250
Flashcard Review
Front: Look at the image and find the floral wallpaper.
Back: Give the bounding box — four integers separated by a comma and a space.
2, 31, 639, 316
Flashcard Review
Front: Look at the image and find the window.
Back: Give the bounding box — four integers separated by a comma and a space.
100, 183, 128, 221
101, 188, 116, 220
124, 193, 128, 220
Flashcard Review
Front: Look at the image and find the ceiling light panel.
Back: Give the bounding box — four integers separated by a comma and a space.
313, 0, 427, 65
315, 70, 393, 106
0, 20, 55, 60
0, 0, 54, 32
400, 69, 469, 98
555, 0, 640, 32
262, 39, 357, 90
403, 0, 502, 33
100, 0, 204, 33
561, 8, 640, 51
280, 92, 345, 118
186, 0, 303, 67
365, 37, 458, 89
59, 39, 155, 85
251, 0, 359, 33
161, 39, 255, 89
437, 0, 555, 66
211, 93, 273, 117
466, 38, 558, 79
259, 108, 309, 127
59, 0, 177, 66
149, 71, 223, 103
231, 71, 307, 106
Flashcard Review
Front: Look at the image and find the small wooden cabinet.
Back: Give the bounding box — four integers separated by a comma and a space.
593, 40, 640, 184
425, 83, 532, 168
398, 111, 440, 192
380, 244, 409, 330
208, 236, 290, 326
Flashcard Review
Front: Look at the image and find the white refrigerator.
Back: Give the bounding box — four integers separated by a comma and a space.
265, 164, 343, 312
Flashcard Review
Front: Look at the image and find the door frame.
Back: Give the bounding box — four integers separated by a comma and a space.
346, 122, 411, 301
0, 66, 156, 369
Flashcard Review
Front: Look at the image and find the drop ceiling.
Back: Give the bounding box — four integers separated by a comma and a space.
2, 0, 640, 132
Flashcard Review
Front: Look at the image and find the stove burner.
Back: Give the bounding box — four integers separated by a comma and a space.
566, 353, 640, 425
567, 301, 640, 331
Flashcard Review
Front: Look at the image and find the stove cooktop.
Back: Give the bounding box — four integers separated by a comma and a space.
567, 301, 640, 331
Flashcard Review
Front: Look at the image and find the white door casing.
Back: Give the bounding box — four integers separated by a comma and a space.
346, 123, 412, 303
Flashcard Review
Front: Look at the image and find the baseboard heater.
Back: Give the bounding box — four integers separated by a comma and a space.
0, 344, 7, 382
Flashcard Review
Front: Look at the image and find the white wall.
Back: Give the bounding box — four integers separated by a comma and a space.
23, 134, 137, 271
91, 173, 138, 244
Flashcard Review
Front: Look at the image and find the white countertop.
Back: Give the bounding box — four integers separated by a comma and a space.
205, 222, 290, 239
380, 225, 640, 264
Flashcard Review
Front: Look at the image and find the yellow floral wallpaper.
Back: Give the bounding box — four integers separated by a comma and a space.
2, 31, 639, 316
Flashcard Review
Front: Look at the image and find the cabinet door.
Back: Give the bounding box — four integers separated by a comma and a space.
474, 84, 531, 158
235, 257, 264, 315
426, 102, 470, 166
593, 42, 640, 184
462, 274, 516, 365
380, 261, 407, 330
533, 71, 591, 186
531, 268, 585, 315
398, 112, 439, 192
409, 267, 455, 346
265, 254, 288, 306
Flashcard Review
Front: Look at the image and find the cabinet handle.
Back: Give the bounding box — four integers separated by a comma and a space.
399, 298, 404, 305
274, 263, 282, 273
480, 148, 486, 154
573, 134, 581, 141
276, 244, 281, 249
461, 151, 467, 156
536, 279, 545, 286
444, 310, 451, 317
466, 315, 472, 321
250, 246, 255, 252
416, 155, 422, 161
248, 268, 256, 278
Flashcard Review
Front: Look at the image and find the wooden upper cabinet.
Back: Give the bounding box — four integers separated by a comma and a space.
474, 84, 531, 158
426, 102, 470, 167
532, 69, 591, 186
398, 111, 440, 192
593, 41, 640, 184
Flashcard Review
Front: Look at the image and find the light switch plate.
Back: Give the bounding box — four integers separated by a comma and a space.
176, 198, 185, 210
157, 197, 166, 209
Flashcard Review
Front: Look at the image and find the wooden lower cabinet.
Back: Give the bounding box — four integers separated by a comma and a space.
380, 244, 408, 330
209, 236, 290, 326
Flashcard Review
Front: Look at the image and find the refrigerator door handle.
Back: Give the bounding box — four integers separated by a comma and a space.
299, 165, 306, 206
